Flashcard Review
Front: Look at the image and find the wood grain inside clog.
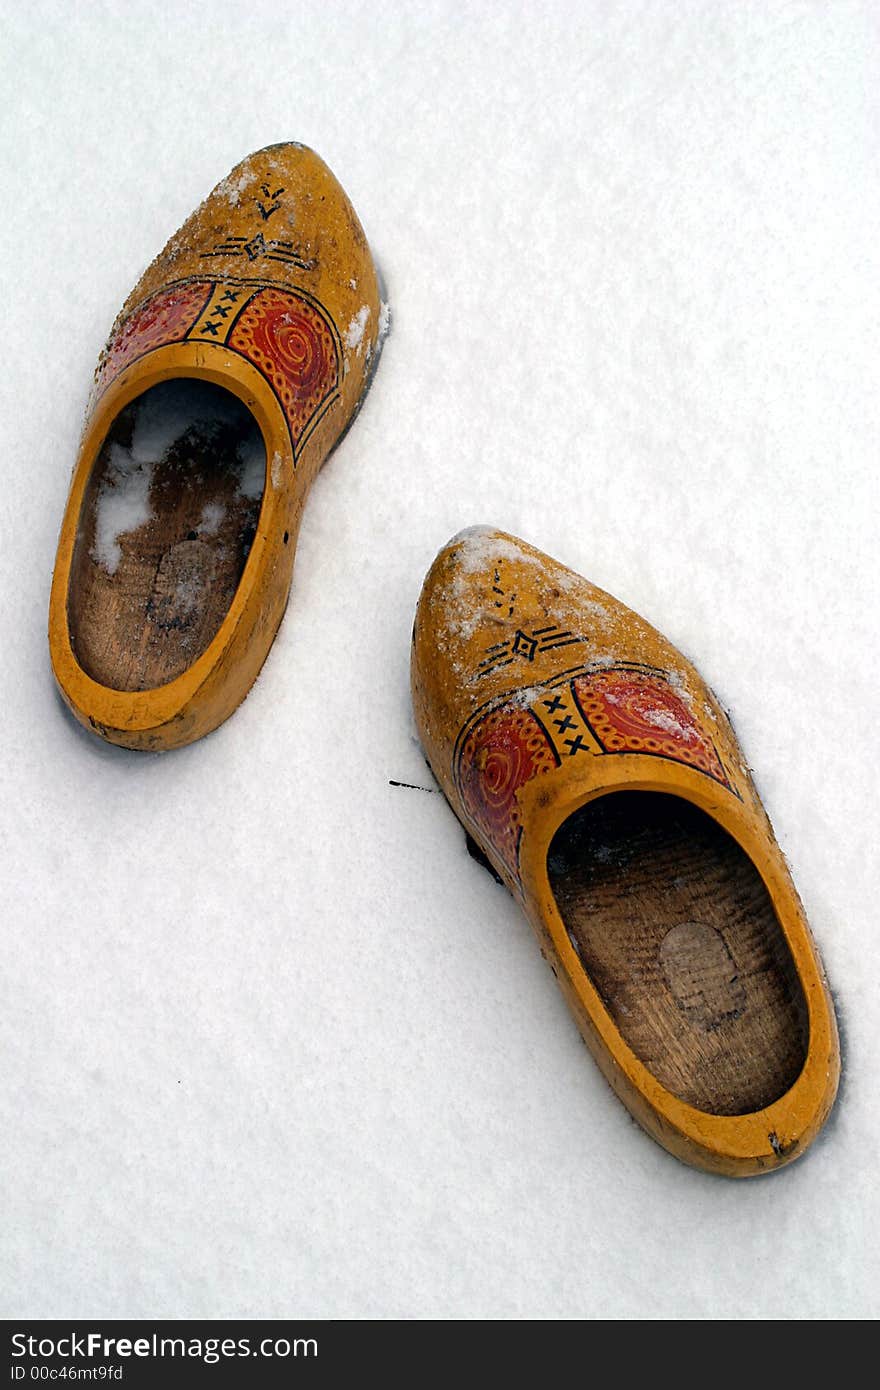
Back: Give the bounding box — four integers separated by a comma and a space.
67, 381, 264, 692
548, 792, 808, 1115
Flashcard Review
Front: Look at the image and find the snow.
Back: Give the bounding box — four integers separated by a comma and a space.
344, 304, 371, 352
215, 171, 249, 207
630, 704, 699, 742
90, 381, 265, 570
1, 0, 878, 1322
92, 444, 155, 574
237, 431, 267, 499
198, 500, 225, 536
449, 526, 544, 575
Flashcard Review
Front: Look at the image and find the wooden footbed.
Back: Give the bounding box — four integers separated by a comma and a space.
68, 380, 265, 692
548, 792, 808, 1116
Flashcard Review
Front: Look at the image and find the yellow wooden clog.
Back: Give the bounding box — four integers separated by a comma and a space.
411, 527, 839, 1176
50, 143, 382, 750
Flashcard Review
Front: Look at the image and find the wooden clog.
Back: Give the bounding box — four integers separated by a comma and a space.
50, 143, 382, 749
411, 528, 839, 1176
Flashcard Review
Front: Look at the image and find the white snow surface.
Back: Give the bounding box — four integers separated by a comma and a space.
2, 0, 878, 1321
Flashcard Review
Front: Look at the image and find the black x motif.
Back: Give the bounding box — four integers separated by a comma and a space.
200, 319, 220, 336
212, 304, 231, 319
553, 715, 576, 733
221, 290, 241, 303
564, 735, 587, 756
543, 695, 565, 714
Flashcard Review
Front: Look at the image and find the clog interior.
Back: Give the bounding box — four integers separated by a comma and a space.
548, 792, 808, 1116
67, 380, 265, 692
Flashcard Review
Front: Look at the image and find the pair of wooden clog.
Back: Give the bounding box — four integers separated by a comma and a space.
49, 145, 839, 1177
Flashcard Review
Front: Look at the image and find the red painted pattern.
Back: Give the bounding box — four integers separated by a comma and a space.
227, 288, 339, 451
457, 705, 558, 879
95, 282, 213, 397
574, 669, 728, 786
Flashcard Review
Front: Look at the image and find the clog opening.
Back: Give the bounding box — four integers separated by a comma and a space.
67, 379, 266, 692
547, 791, 809, 1116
